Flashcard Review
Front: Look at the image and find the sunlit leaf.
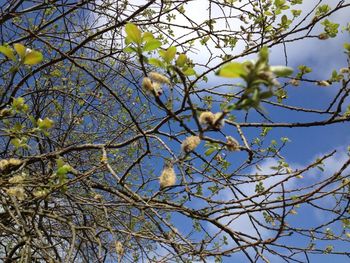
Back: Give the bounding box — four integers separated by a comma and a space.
124, 46, 136, 53
176, 54, 187, 67
183, 68, 196, 76
143, 39, 161, 51
125, 23, 142, 44
270, 66, 294, 77
37, 117, 54, 129
217, 62, 247, 78
0, 45, 15, 61
23, 50, 43, 65
149, 58, 164, 68
142, 32, 154, 42
162, 46, 176, 63
13, 43, 26, 59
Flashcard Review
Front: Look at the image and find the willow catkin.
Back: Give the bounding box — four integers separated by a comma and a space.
226, 136, 239, 151
142, 77, 153, 91
6, 187, 26, 200
159, 165, 176, 189
9, 174, 25, 184
213, 112, 225, 129
199, 111, 215, 126
181, 135, 201, 153
152, 82, 163, 96
0, 158, 22, 173
114, 241, 124, 255
149, 72, 170, 85
142, 77, 163, 96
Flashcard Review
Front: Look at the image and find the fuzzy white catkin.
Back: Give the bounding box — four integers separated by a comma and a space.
213, 112, 225, 129
115, 241, 124, 255
199, 111, 215, 126
226, 136, 239, 151
6, 186, 26, 200
149, 72, 170, 84
181, 136, 201, 153
142, 77, 153, 91
9, 175, 25, 184
152, 82, 163, 96
0, 158, 22, 172
159, 165, 176, 189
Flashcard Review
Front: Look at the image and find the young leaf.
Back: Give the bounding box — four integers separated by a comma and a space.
143, 39, 161, 51
176, 53, 187, 67
37, 117, 54, 129
217, 62, 247, 78
125, 23, 142, 44
23, 50, 43, 65
259, 46, 269, 62
183, 68, 196, 76
124, 46, 136, 53
162, 46, 176, 63
142, 32, 154, 42
270, 66, 294, 77
0, 45, 16, 61
149, 58, 164, 68
13, 43, 26, 59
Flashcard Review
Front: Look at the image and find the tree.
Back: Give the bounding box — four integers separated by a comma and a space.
0, 0, 350, 262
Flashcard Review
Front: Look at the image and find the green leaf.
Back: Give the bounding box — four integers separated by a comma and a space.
183, 68, 196, 76
142, 32, 154, 42
291, 9, 302, 17
344, 43, 350, 52
123, 46, 136, 53
13, 43, 26, 59
176, 53, 187, 67
23, 50, 43, 65
57, 164, 71, 176
12, 97, 28, 112
0, 45, 16, 61
260, 91, 274, 99
217, 62, 247, 78
143, 39, 161, 51
205, 148, 216, 156
270, 66, 293, 77
125, 23, 142, 44
56, 158, 65, 168
321, 19, 339, 38
37, 117, 54, 129
148, 58, 164, 68
162, 46, 176, 63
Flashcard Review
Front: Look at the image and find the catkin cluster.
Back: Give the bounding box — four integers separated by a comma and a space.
6, 186, 26, 200
0, 158, 23, 174
181, 135, 201, 153
159, 164, 176, 189
142, 72, 170, 96
199, 111, 225, 129
226, 136, 239, 151
114, 241, 124, 255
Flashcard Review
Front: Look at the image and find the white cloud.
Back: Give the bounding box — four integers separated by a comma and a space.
207, 158, 299, 246
205, 145, 350, 260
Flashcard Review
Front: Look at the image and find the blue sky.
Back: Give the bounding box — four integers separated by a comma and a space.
136, 0, 350, 262
2, 0, 349, 262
